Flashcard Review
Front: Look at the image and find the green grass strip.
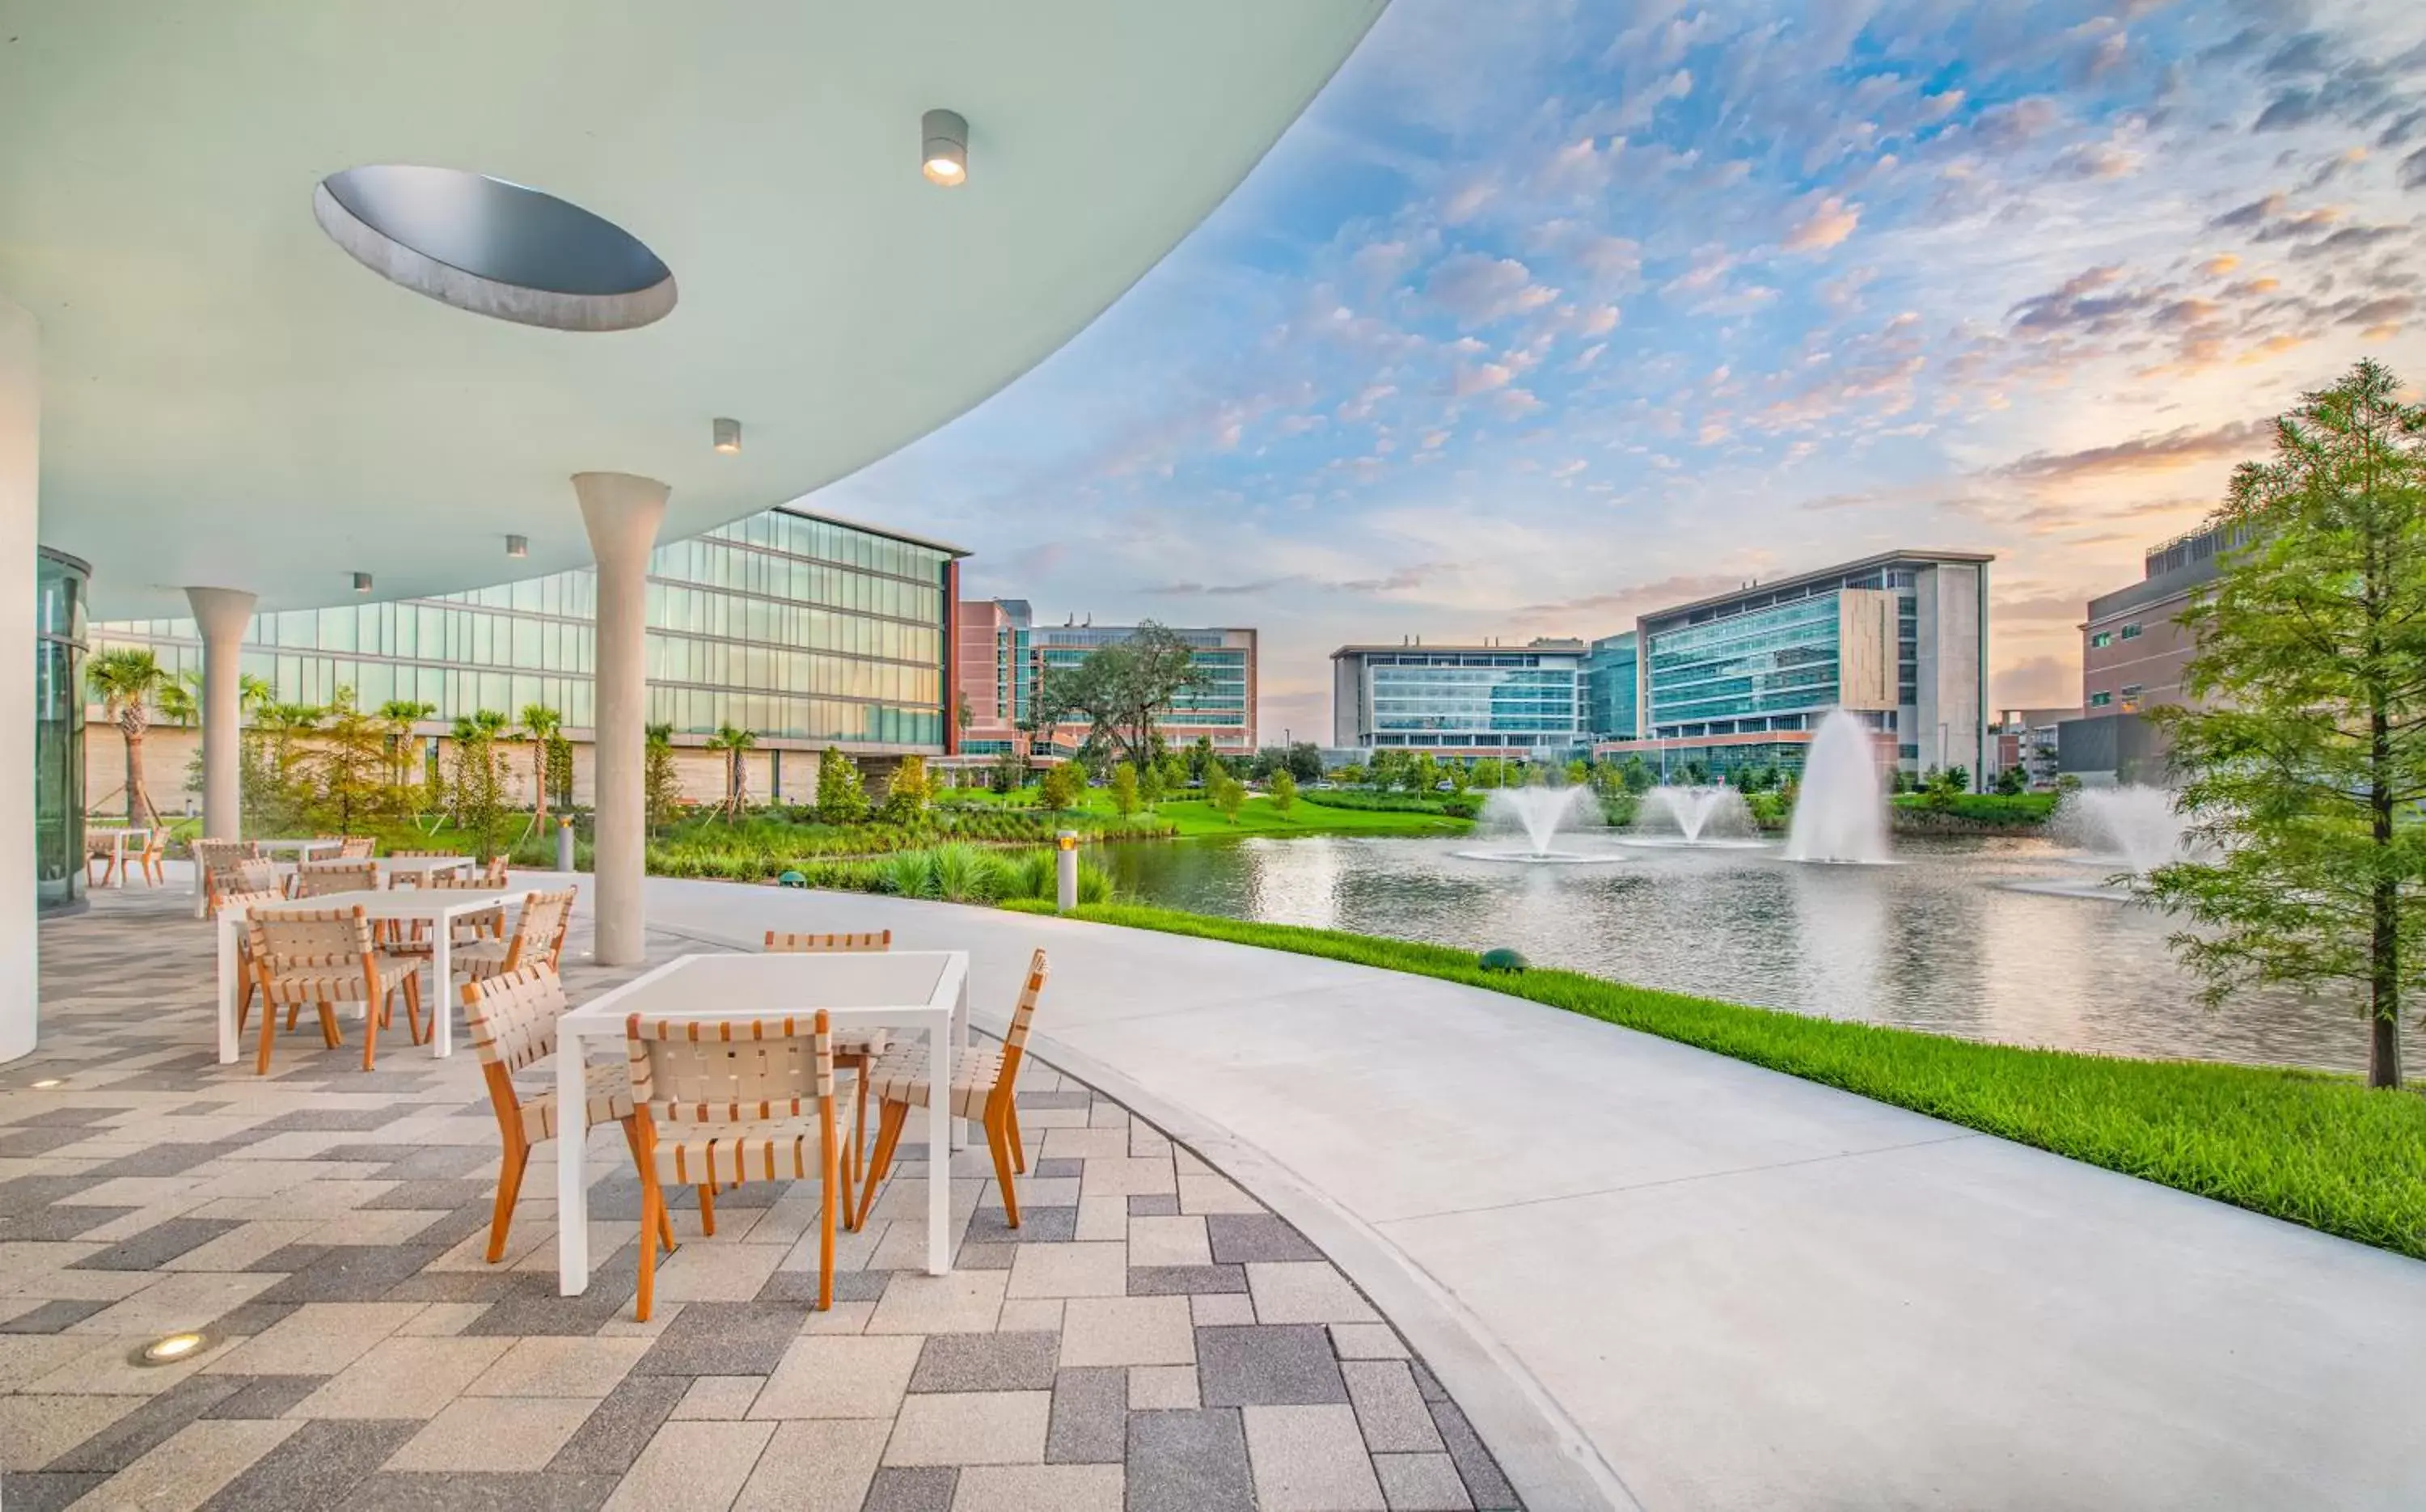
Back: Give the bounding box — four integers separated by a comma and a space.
1002, 898, 2426, 1259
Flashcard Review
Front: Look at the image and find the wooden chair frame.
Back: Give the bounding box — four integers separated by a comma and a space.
857, 949, 1047, 1231
243, 904, 421, 1074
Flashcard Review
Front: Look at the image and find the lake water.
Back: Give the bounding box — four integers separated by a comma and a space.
1098, 831, 2423, 1074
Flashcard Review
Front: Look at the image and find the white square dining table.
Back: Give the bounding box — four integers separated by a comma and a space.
211, 885, 517, 1063
279, 855, 474, 887
188, 836, 347, 916
552, 950, 970, 1296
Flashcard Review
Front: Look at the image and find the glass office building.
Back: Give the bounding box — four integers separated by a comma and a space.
1595, 550, 1990, 784
1329, 641, 1587, 755
95, 505, 965, 757
956, 601, 1259, 758
1581, 631, 1638, 741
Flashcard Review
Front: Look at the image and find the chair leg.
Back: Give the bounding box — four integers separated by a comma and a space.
361, 995, 382, 1072
255, 991, 279, 1076
856, 1101, 909, 1230
837, 1113, 858, 1236
1006, 1101, 1027, 1175
819, 1143, 837, 1314
236, 974, 255, 1036
698, 1181, 716, 1238
619, 1120, 676, 1255
487, 1140, 530, 1263
986, 1108, 1022, 1230
286, 1001, 301, 1032
636, 1176, 663, 1323
316, 1001, 342, 1050
401, 971, 425, 1045
852, 1072, 871, 1183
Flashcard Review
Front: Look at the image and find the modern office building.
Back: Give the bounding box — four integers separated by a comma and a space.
1594, 550, 1993, 783
2059, 522, 2244, 784
955, 599, 1257, 761
1992, 707, 2080, 789
91, 507, 966, 808
1581, 632, 1640, 741
1329, 639, 1588, 757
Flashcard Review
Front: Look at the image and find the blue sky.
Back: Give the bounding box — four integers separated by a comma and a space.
819, 0, 2426, 738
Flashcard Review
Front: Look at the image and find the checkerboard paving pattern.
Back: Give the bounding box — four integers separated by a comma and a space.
7, 886, 1522, 1511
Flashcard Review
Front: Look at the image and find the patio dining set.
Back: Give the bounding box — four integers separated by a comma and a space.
192, 843, 1047, 1321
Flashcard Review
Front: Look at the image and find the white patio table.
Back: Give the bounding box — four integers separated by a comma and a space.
553, 951, 970, 1296
86, 826, 150, 889
273, 855, 474, 888
189, 836, 346, 916
212, 885, 515, 1063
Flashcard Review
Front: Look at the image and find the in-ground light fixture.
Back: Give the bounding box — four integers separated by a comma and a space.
922, 109, 968, 187
133, 1330, 210, 1366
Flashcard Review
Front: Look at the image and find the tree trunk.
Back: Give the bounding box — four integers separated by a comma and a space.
2369, 705, 2403, 1090
122, 724, 158, 829
531, 742, 548, 827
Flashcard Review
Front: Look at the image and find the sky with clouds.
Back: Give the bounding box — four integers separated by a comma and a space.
817, 0, 2426, 741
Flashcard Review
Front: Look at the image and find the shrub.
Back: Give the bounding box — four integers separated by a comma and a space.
930, 843, 997, 902
874, 850, 936, 897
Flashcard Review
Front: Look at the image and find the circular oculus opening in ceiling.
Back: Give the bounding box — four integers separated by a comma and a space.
315, 165, 676, 332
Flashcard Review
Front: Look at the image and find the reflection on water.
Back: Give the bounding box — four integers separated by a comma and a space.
1099, 834, 2424, 1073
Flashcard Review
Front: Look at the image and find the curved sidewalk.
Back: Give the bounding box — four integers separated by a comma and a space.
619, 875, 2426, 1512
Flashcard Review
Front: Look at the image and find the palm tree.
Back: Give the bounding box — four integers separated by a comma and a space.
86, 648, 170, 826
518, 703, 563, 826
375, 699, 437, 791
156, 669, 201, 729
704, 723, 757, 821
239, 674, 274, 716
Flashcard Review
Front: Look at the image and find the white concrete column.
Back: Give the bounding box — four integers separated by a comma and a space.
2, 298, 38, 1061
184, 587, 256, 841
574, 471, 667, 965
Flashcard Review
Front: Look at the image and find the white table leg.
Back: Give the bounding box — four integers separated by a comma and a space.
111, 834, 128, 889
556, 1025, 590, 1294
927, 1012, 951, 1276
951, 975, 971, 1153
430, 920, 453, 1057
215, 910, 239, 1065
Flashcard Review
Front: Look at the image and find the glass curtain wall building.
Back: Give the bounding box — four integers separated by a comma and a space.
1581, 631, 1638, 741
92, 507, 966, 796
955, 600, 1259, 758
1594, 550, 1990, 784
1329, 640, 1587, 756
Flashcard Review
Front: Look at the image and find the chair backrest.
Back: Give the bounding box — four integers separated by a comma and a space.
390, 848, 453, 857
480, 856, 510, 886
196, 838, 260, 888
462, 962, 567, 1075
1002, 949, 1050, 1057
425, 872, 498, 891
213, 886, 286, 931
508, 889, 577, 972
232, 857, 281, 894
294, 858, 378, 897
625, 1011, 834, 1125
763, 929, 890, 953
337, 836, 377, 859
245, 906, 377, 997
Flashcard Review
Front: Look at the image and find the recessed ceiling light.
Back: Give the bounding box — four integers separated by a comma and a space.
133, 1330, 210, 1366
712, 418, 742, 454
352, 572, 374, 593
922, 109, 968, 187
505, 534, 529, 558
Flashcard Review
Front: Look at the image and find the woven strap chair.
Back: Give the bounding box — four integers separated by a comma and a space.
209, 886, 286, 1037
412, 871, 509, 944
243, 904, 423, 1074
625, 1009, 850, 1320
461, 964, 674, 1264
336, 835, 377, 859
762, 929, 891, 1206
133, 829, 168, 887
292, 857, 378, 899
857, 949, 1049, 1230
195, 838, 261, 898
455, 888, 577, 982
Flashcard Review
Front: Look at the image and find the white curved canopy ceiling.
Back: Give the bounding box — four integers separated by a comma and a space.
0, 1, 1384, 619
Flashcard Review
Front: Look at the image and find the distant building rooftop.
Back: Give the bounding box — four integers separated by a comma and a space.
1641, 548, 1995, 627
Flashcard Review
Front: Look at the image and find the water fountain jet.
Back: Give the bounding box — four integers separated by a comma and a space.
1629, 784, 1760, 847
1783, 710, 1892, 864
1458, 785, 1618, 864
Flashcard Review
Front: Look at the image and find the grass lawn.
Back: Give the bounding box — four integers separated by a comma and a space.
1002, 899, 2426, 1261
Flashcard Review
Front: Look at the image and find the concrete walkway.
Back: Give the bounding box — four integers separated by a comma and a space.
599, 875, 2426, 1511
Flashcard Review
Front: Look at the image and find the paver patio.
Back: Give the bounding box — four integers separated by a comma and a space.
8, 886, 1519, 1511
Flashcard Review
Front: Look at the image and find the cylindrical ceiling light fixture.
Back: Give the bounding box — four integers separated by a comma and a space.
352, 572, 374, 593
922, 109, 968, 187
712, 417, 742, 454
505, 534, 529, 558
